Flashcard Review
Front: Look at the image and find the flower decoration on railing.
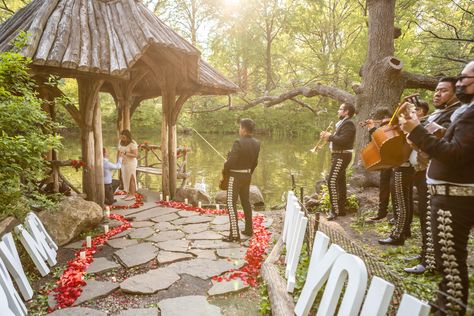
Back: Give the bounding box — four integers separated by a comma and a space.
70, 159, 86, 171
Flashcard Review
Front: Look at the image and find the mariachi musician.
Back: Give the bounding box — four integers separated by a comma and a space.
222, 118, 260, 242
405, 79, 460, 274
363, 108, 393, 222
320, 103, 356, 221
400, 61, 474, 315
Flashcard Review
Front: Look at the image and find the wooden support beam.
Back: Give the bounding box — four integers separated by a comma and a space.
78, 78, 104, 204
93, 95, 105, 207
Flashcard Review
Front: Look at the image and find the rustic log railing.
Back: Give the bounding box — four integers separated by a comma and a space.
39, 160, 84, 195
136, 143, 191, 187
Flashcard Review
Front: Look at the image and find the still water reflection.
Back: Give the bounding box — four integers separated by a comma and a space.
60, 130, 331, 207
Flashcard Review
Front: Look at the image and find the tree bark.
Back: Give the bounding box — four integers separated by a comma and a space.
354, 0, 403, 161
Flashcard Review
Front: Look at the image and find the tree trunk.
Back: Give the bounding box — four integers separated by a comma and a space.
265, 36, 274, 92
354, 0, 403, 162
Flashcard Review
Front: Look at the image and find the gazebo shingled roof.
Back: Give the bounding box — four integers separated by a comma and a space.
0, 0, 238, 94
0, 0, 239, 203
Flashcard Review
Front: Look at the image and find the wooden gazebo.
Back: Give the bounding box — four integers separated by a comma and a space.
0, 0, 238, 205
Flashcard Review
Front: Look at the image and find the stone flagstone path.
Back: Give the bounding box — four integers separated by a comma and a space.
52, 190, 270, 315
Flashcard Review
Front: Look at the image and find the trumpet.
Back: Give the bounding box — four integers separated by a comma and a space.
310, 121, 334, 153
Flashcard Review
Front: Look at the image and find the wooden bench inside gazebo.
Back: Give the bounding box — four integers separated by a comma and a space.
136, 143, 191, 187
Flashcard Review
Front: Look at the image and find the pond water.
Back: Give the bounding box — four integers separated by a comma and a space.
60, 129, 331, 207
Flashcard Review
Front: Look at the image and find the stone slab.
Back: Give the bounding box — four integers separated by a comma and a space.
73, 280, 119, 305
114, 243, 158, 268
216, 247, 247, 260
128, 227, 155, 240
189, 249, 217, 260
181, 223, 209, 234
111, 207, 146, 217
263, 218, 273, 228
64, 240, 84, 249
109, 229, 134, 239
106, 238, 139, 249
120, 268, 180, 294
87, 257, 120, 274
211, 216, 229, 225
156, 240, 190, 252
157, 251, 193, 264
187, 231, 223, 240
147, 230, 185, 243
132, 207, 177, 221
172, 215, 213, 225
154, 222, 176, 231
49, 307, 107, 316
158, 295, 222, 316
208, 279, 249, 296
116, 308, 159, 316
150, 213, 179, 223
210, 224, 230, 232
166, 258, 244, 280
192, 240, 240, 249
131, 221, 154, 228
177, 210, 197, 217
107, 219, 124, 228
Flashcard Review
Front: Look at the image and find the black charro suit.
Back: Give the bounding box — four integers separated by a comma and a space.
408, 102, 474, 315
327, 118, 356, 216
224, 135, 260, 239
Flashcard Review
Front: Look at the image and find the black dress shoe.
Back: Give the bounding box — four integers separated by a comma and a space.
222, 236, 240, 243
326, 213, 337, 221
241, 230, 253, 237
378, 237, 404, 246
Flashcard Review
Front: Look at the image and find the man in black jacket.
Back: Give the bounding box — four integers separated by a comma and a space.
405, 82, 458, 273
400, 61, 474, 315
320, 103, 356, 221
222, 118, 260, 242
426, 77, 461, 129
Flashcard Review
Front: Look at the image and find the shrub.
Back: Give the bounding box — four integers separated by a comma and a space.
0, 39, 61, 220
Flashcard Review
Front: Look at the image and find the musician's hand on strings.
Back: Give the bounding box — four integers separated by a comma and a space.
399, 101, 420, 133
320, 131, 331, 141
366, 119, 375, 130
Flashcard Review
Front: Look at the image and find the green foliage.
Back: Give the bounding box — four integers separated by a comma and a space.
258, 280, 272, 315
0, 44, 61, 220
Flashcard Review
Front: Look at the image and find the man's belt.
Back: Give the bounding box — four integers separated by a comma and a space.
229, 169, 251, 173
428, 184, 474, 197
331, 150, 353, 154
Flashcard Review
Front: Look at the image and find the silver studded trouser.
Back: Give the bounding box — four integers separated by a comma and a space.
226, 173, 252, 238
327, 153, 352, 215
430, 195, 474, 315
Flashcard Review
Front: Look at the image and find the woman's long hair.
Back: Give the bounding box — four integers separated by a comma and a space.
120, 129, 133, 146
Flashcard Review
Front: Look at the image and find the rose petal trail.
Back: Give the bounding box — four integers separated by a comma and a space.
48, 190, 272, 315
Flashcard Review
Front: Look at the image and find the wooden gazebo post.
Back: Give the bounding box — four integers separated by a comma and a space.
78, 79, 104, 204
